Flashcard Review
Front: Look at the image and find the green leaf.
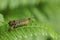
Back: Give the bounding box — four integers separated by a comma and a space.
0, 22, 60, 40
0, 13, 4, 26
0, 0, 60, 40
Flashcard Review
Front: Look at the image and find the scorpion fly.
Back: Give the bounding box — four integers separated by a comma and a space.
8, 18, 31, 31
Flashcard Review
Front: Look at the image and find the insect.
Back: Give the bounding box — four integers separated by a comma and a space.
8, 18, 31, 31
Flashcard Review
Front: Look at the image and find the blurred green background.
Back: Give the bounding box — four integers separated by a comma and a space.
0, 0, 60, 40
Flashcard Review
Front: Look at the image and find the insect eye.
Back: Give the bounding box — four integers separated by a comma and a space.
8, 21, 14, 26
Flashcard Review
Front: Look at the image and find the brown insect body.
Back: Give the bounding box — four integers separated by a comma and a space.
19, 18, 31, 25
8, 18, 31, 31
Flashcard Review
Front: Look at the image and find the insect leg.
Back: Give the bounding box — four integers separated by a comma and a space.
8, 25, 15, 31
